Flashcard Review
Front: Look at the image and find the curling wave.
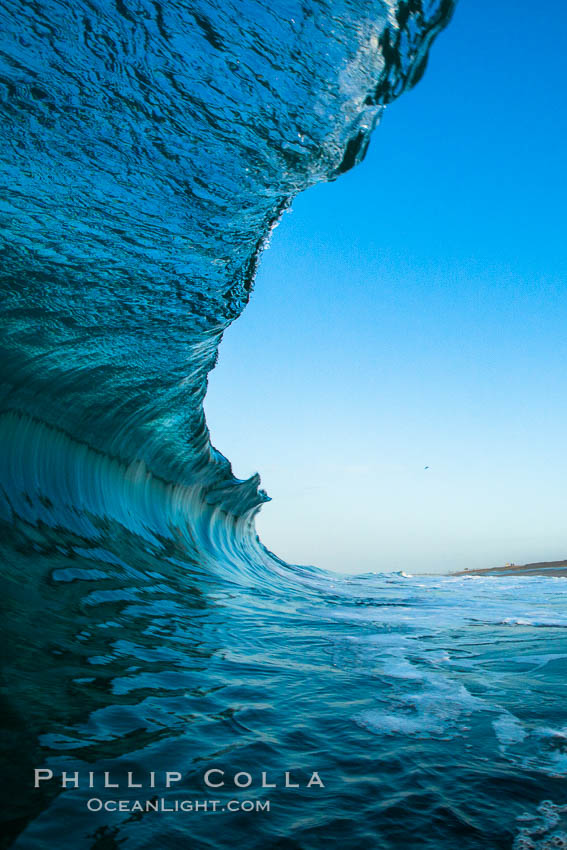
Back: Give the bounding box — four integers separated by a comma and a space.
0, 0, 454, 562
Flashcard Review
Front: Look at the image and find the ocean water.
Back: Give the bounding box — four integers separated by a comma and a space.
1, 0, 566, 848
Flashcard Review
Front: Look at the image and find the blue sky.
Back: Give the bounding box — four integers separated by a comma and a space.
205, 0, 567, 574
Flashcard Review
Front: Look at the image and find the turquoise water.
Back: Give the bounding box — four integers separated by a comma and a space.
2, 0, 566, 847
4, 550, 567, 849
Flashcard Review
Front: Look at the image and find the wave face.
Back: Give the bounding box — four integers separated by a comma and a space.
2, 2, 567, 849
0, 0, 454, 524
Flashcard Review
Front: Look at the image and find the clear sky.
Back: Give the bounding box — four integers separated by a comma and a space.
205, 0, 567, 575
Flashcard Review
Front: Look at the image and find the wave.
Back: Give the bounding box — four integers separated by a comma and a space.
0, 0, 455, 570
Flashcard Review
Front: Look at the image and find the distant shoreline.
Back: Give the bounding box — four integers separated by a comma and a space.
452, 559, 567, 578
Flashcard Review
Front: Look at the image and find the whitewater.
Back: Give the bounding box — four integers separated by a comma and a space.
0, 1, 566, 848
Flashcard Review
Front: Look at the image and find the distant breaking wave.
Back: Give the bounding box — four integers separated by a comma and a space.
4, 5, 567, 850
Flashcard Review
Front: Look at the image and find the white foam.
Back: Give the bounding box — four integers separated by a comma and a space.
514, 800, 567, 850
355, 674, 487, 739
493, 713, 527, 746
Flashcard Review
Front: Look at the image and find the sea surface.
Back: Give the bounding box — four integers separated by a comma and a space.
1, 1, 566, 848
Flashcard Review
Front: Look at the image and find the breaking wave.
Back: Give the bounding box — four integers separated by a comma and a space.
0, 0, 454, 566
